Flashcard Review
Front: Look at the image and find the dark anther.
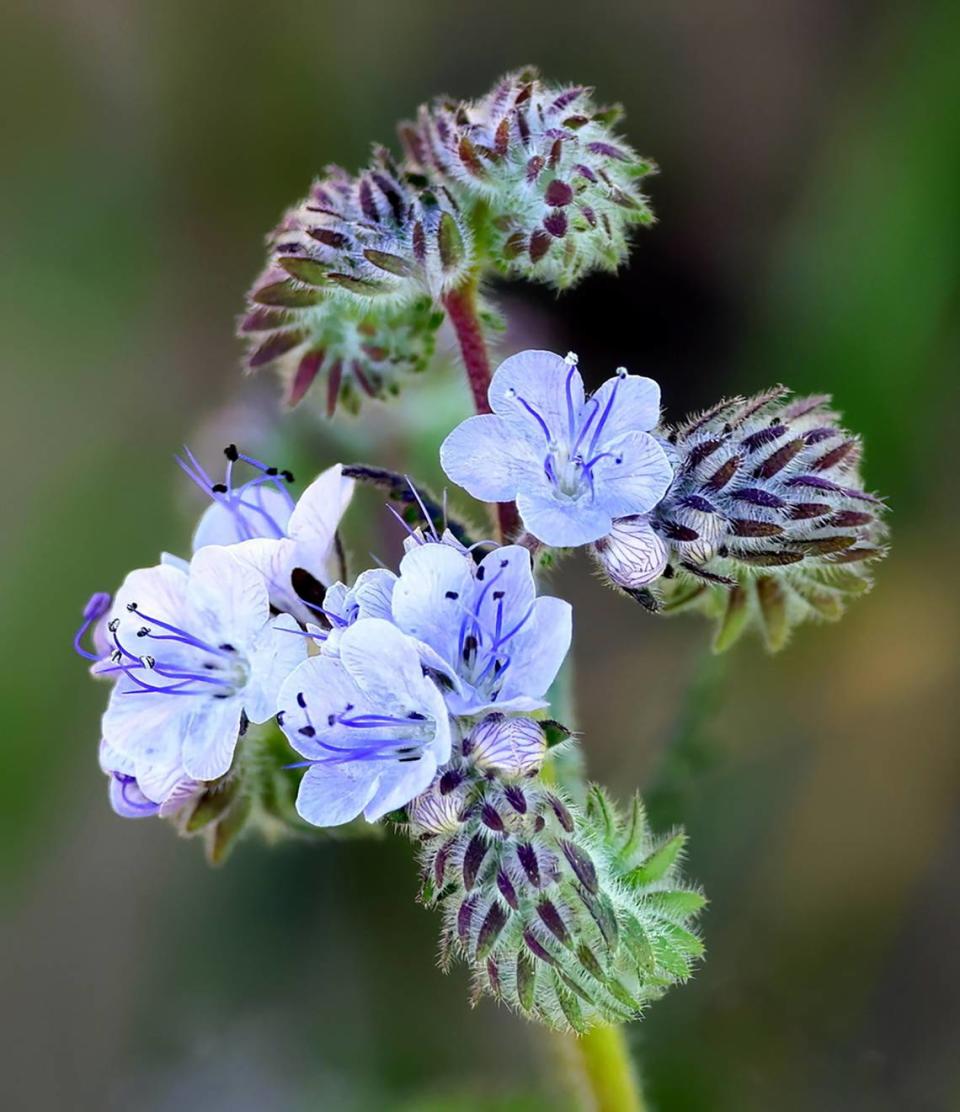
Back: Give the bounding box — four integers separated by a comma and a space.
211, 483, 228, 494
203, 662, 215, 670
296, 692, 307, 708
141, 655, 155, 669
219, 643, 235, 652
492, 590, 504, 600
108, 618, 120, 632
299, 725, 316, 737
408, 711, 426, 720
214, 693, 229, 699
444, 590, 459, 600
462, 634, 478, 661
327, 713, 337, 726
137, 627, 150, 637
276, 711, 285, 726
126, 602, 138, 611
477, 566, 486, 580
266, 466, 278, 476
500, 559, 509, 568
398, 755, 421, 763
110, 650, 122, 663
224, 444, 239, 461
281, 469, 295, 483
238, 710, 249, 736
291, 568, 326, 612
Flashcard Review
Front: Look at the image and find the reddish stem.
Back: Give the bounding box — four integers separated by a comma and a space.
442, 282, 493, 415
443, 280, 521, 542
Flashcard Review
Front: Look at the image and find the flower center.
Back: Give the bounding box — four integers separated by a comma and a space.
505, 357, 627, 503
452, 558, 535, 702
97, 602, 249, 699
286, 691, 435, 765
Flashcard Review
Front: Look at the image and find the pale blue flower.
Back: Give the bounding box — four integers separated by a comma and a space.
277, 619, 452, 826
93, 546, 306, 809
386, 540, 572, 717
98, 738, 200, 820
440, 349, 673, 546
179, 446, 354, 624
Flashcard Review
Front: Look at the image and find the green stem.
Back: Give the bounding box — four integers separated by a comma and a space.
559, 1024, 647, 1112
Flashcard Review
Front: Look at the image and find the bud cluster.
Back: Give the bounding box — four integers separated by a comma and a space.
400, 66, 656, 288
242, 68, 656, 412
405, 716, 704, 1032
594, 388, 888, 650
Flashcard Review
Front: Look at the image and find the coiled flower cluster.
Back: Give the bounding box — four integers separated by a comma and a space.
242, 67, 655, 412
400, 66, 656, 288
592, 388, 888, 649
407, 716, 703, 1032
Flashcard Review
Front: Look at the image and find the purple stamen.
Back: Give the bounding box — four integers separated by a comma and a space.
73, 592, 112, 661
128, 605, 226, 656
509, 390, 553, 445
587, 369, 626, 457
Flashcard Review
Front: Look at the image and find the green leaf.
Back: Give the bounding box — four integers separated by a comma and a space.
712, 584, 750, 653
624, 831, 686, 887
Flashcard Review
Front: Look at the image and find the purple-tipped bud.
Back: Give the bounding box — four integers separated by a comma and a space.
399, 67, 656, 290
462, 833, 489, 891
617, 388, 888, 651
465, 714, 546, 777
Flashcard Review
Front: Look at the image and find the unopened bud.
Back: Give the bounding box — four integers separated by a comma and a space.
464, 714, 546, 777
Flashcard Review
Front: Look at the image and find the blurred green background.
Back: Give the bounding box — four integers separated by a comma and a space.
2, 1, 959, 1109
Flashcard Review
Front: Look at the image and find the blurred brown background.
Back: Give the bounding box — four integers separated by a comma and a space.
2, 1, 959, 1109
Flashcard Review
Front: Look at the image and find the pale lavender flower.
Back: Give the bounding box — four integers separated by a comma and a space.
179, 446, 354, 624
91, 546, 306, 809
386, 540, 572, 716
98, 739, 200, 820
277, 619, 452, 827
440, 349, 673, 547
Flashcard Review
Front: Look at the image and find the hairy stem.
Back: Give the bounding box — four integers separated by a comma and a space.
443, 276, 521, 542
566, 1024, 647, 1111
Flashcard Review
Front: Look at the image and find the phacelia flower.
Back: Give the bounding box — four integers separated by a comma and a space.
440, 349, 673, 547
99, 738, 200, 820
387, 540, 572, 716
179, 446, 353, 624
400, 67, 656, 289
277, 619, 452, 827
91, 546, 306, 809
593, 388, 889, 650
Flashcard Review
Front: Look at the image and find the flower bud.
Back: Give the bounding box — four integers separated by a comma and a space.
463, 713, 546, 777
406, 746, 704, 1033
592, 515, 669, 595
400, 67, 656, 290
636, 388, 888, 650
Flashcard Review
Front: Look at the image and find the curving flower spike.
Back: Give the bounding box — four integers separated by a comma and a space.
242, 149, 471, 414
242, 280, 444, 415
440, 349, 673, 547
406, 749, 705, 1032
277, 619, 453, 827
400, 67, 657, 289
91, 547, 307, 811
593, 388, 889, 650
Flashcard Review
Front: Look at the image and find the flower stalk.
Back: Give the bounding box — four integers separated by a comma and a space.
444, 274, 522, 541
446, 293, 648, 1112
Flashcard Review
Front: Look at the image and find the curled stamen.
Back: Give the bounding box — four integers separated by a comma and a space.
73, 592, 112, 661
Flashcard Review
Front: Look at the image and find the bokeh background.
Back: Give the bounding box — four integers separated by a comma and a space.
2, 2, 959, 1109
